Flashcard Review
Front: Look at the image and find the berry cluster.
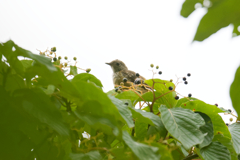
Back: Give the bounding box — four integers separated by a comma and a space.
38, 47, 91, 75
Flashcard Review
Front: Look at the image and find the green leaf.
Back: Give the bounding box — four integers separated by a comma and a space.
144, 79, 177, 108
196, 112, 214, 149
122, 131, 160, 160
72, 73, 103, 88
193, 0, 240, 41
159, 105, 205, 149
230, 66, 240, 120
129, 108, 166, 132
115, 90, 140, 104
69, 65, 78, 76
44, 84, 56, 95
175, 97, 198, 107
108, 96, 134, 128
135, 119, 148, 141
200, 142, 231, 160
69, 151, 102, 160
180, 100, 230, 138
20, 59, 33, 69
229, 123, 240, 155
5, 74, 25, 93
180, 0, 203, 18
212, 134, 238, 160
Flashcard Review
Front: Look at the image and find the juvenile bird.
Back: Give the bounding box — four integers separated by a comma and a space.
106, 59, 147, 93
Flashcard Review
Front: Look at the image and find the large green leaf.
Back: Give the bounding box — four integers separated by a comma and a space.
159, 105, 205, 149
135, 119, 148, 141
200, 142, 231, 160
230, 66, 240, 120
180, 100, 231, 138
197, 112, 214, 149
72, 73, 103, 88
122, 131, 159, 160
229, 123, 240, 155
115, 90, 140, 104
129, 108, 166, 132
108, 96, 134, 128
212, 134, 238, 160
144, 79, 177, 108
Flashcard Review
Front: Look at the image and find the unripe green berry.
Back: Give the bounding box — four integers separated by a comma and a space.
170, 79, 173, 82
64, 63, 68, 67
58, 56, 62, 60
73, 57, 77, 61
64, 56, 68, 60
230, 117, 233, 122
51, 47, 56, 52
156, 66, 159, 69
53, 57, 57, 62
150, 64, 154, 68
86, 68, 91, 73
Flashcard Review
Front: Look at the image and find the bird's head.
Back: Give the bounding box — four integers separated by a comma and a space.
106, 59, 128, 73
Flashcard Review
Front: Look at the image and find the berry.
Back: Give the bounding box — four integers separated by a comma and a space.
158, 71, 162, 75
230, 117, 233, 122
123, 78, 128, 83
124, 102, 129, 106
188, 93, 192, 97
184, 81, 188, 85
64, 56, 68, 60
187, 73, 191, 77
215, 103, 218, 107
64, 63, 68, 67
73, 57, 77, 61
228, 109, 232, 113
156, 66, 159, 69
58, 56, 62, 60
175, 96, 179, 100
169, 86, 173, 90
183, 77, 186, 81
120, 82, 124, 86
134, 79, 141, 84
170, 79, 173, 82
136, 73, 140, 77
150, 64, 154, 68
53, 57, 57, 62
86, 68, 91, 73
226, 123, 229, 126
51, 47, 56, 52
115, 88, 118, 92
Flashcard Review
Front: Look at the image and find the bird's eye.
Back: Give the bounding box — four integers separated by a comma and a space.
116, 63, 119, 66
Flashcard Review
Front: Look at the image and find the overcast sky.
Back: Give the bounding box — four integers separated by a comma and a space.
1, 0, 239, 122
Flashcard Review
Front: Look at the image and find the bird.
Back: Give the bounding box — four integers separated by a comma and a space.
106, 59, 148, 93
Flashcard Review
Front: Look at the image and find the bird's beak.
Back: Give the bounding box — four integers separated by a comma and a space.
105, 62, 111, 66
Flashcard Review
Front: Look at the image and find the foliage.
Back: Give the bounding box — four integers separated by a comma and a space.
0, 40, 240, 160
181, 0, 240, 41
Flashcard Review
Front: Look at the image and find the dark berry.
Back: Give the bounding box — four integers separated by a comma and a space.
215, 104, 218, 107
184, 81, 188, 85
183, 77, 186, 81
188, 93, 192, 97
169, 86, 173, 90
158, 71, 162, 75
228, 109, 232, 113
226, 123, 229, 126
187, 73, 191, 77
53, 57, 57, 62
115, 88, 118, 92
134, 79, 141, 84
136, 73, 140, 77
51, 47, 56, 52
124, 102, 129, 106
123, 78, 127, 83
175, 96, 179, 100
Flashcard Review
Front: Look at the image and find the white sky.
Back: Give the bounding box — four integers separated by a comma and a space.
1, 0, 239, 122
